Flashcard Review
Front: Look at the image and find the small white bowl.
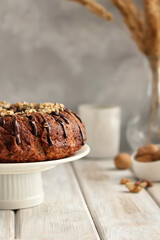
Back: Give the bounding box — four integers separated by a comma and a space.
131, 151, 160, 181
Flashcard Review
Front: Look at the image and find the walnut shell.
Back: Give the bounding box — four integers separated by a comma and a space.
152, 151, 160, 161
136, 144, 159, 157
136, 155, 153, 162
114, 153, 132, 169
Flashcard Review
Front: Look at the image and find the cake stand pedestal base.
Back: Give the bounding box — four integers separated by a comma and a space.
0, 172, 44, 210
0, 144, 90, 210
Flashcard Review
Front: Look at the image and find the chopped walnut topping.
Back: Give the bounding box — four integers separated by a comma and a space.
0, 101, 11, 109
0, 109, 14, 116
1, 101, 6, 104
38, 109, 46, 113
15, 111, 25, 115
25, 109, 37, 115
0, 111, 6, 116
6, 110, 14, 116
0, 101, 65, 116
37, 102, 64, 114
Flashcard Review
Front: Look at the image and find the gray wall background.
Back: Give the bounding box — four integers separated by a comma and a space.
0, 0, 149, 150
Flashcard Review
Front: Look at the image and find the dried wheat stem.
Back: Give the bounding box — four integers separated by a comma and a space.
143, 0, 160, 57
67, 0, 113, 21
111, 0, 144, 53
146, 56, 160, 142
143, 0, 160, 141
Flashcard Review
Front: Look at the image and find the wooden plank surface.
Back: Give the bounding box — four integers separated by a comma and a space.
148, 183, 160, 207
73, 159, 160, 240
16, 163, 99, 240
0, 210, 14, 239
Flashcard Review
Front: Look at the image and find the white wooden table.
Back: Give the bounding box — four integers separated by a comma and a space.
1, 158, 160, 240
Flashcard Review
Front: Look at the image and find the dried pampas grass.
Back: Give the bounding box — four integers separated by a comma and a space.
67, 0, 160, 141
68, 0, 160, 59
111, 0, 144, 53
144, 0, 160, 57
67, 0, 113, 20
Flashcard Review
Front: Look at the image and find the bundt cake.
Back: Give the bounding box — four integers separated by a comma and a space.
0, 101, 87, 163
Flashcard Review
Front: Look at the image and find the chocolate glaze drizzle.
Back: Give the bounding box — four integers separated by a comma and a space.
72, 111, 82, 123
0, 116, 5, 127
64, 109, 82, 123
27, 115, 38, 136
64, 109, 71, 116
64, 109, 84, 145
78, 125, 85, 146
11, 116, 21, 145
52, 115, 67, 138
40, 114, 53, 146
52, 111, 69, 124
1, 107, 84, 147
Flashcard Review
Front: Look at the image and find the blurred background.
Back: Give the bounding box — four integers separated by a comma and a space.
0, 0, 148, 150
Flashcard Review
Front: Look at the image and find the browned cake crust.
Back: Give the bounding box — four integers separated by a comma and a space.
0, 101, 87, 163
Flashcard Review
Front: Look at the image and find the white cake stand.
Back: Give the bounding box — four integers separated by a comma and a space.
0, 144, 90, 210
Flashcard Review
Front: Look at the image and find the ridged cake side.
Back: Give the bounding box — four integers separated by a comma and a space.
0, 102, 87, 163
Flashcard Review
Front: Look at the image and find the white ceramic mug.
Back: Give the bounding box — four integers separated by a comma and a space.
78, 104, 121, 158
